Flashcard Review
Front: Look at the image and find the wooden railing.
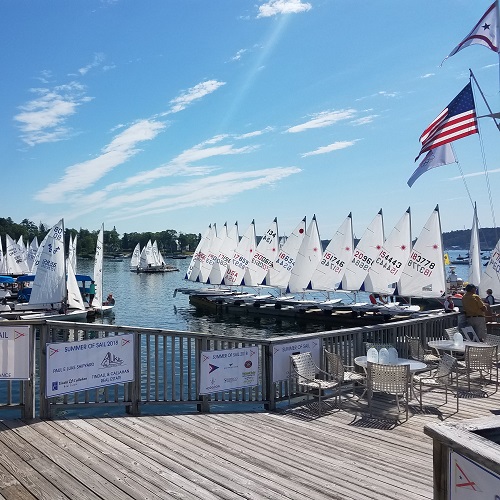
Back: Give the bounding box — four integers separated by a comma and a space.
0, 310, 467, 419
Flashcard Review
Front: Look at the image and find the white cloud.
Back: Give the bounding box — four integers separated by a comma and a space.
351, 115, 378, 126
78, 53, 105, 76
35, 119, 166, 202
167, 80, 226, 113
109, 167, 302, 221
286, 109, 356, 133
231, 49, 247, 61
420, 73, 435, 79
301, 140, 357, 157
257, 0, 312, 18
14, 82, 92, 146
235, 127, 274, 139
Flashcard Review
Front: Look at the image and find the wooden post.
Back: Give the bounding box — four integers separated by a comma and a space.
264, 344, 275, 411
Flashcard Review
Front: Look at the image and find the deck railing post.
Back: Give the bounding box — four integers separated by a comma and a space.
21, 324, 37, 419
196, 337, 210, 412
264, 344, 275, 411
39, 323, 51, 420
127, 332, 141, 416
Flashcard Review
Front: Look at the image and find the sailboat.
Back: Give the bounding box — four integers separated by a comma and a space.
131, 240, 177, 273
92, 224, 114, 316
18, 219, 88, 321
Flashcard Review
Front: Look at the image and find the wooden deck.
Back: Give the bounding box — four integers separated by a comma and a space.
0, 384, 499, 500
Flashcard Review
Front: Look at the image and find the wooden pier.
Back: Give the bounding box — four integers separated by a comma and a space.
1, 386, 499, 499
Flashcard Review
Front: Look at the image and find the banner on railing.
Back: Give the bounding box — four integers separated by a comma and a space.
0, 325, 30, 380
272, 338, 321, 382
199, 347, 259, 394
46, 334, 134, 397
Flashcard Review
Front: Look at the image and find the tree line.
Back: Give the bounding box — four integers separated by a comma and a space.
0, 218, 201, 257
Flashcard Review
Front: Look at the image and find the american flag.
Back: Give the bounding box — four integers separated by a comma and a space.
415, 82, 478, 161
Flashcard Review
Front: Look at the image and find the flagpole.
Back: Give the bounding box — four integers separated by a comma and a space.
497, 0, 500, 88
470, 69, 500, 132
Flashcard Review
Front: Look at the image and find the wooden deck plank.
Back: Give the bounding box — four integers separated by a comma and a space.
1, 378, 500, 500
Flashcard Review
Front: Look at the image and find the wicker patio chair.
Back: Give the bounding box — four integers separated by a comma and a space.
485, 334, 500, 347
444, 326, 461, 340
324, 350, 366, 399
460, 344, 498, 392
413, 353, 459, 413
288, 352, 341, 415
405, 336, 440, 368
367, 362, 411, 421
461, 326, 481, 342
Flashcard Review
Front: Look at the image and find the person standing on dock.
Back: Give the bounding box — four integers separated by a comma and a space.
462, 284, 487, 341
88, 280, 96, 307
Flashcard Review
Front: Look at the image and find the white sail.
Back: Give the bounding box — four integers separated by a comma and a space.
68, 234, 77, 273
0, 236, 4, 274
139, 240, 155, 270
398, 206, 446, 298
93, 224, 104, 310
185, 225, 211, 281
5, 234, 29, 275
152, 241, 162, 267
364, 208, 412, 296
208, 222, 239, 285
27, 237, 39, 273
310, 214, 353, 292
243, 218, 279, 287
17, 236, 28, 267
29, 219, 66, 306
186, 225, 215, 282
468, 203, 482, 287
287, 215, 322, 293
266, 216, 306, 289
66, 259, 85, 310
223, 221, 257, 286
479, 238, 500, 295
130, 243, 141, 269
342, 210, 384, 292
31, 231, 49, 275
199, 223, 227, 284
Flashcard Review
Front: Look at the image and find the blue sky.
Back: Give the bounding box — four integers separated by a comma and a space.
2, 0, 499, 241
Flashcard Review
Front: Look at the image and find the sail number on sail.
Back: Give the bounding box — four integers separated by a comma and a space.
350, 250, 374, 271
407, 251, 436, 276
320, 252, 345, 273
375, 250, 403, 275
275, 252, 294, 271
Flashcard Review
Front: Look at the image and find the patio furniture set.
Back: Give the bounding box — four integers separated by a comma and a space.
288, 326, 499, 421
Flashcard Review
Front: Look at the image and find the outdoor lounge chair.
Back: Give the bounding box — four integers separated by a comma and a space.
405, 336, 440, 368
367, 362, 411, 421
459, 344, 498, 392
324, 350, 366, 399
413, 353, 459, 413
289, 352, 341, 415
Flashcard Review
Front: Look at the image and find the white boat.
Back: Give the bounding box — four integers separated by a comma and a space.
309, 213, 353, 292
16, 219, 88, 322
207, 222, 239, 285
468, 203, 482, 287
265, 216, 306, 289
223, 220, 257, 286
185, 225, 214, 282
199, 223, 227, 284
131, 239, 178, 274
91, 224, 115, 316
364, 208, 412, 297
242, 217, 279, 287
287, 215, 322, 293
398, 205, 446, 298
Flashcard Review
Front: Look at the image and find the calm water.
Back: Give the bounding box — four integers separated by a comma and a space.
76, 257, 332, 339
75, 250, 480, 339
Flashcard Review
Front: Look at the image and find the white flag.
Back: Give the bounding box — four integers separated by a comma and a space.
408, 144, 456, 187
444, 3, 498, 62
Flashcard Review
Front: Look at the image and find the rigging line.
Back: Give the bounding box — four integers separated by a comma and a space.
451, 144, 474, 209
470, 78, 498, 238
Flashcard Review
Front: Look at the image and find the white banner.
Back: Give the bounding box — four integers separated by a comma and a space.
450, 450, 500, 499
46, 334, 134, 397
0, 326, 30, 380
272, 338, 321, 382
200, 347, 259, 395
